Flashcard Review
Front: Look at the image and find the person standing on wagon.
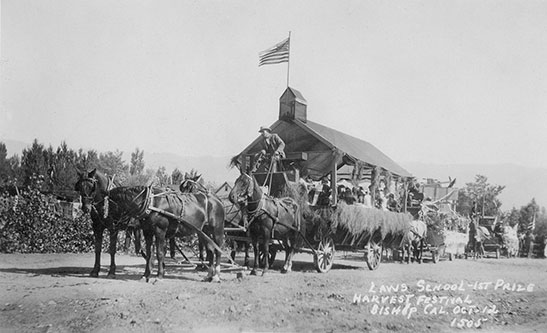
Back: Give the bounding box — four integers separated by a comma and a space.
255, 126, 286, 172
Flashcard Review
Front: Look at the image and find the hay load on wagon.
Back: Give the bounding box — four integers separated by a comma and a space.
311, 203, 412, 248
229, 86, 420, 272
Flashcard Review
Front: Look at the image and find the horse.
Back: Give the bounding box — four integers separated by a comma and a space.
180, 171, 251, 267
467, 218, 490, 259
74, 169, 140, 277
400, 220, 427, 264
229, 171, 301, 276
108, 185, 225, 282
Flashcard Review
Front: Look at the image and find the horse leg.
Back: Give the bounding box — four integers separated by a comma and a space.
406, 243, 411, 264
107, 228, 119, 277
281, 239, 295, 274
133, 228, 142, 256
124, 227, 132, 254
418, 240, 425, 264
90, 221, 104, 277
169, 237, 176, 259
261, 225, 272, 276
211, 226, 224, 283
250, 237, 259, 276
244, 241, 250, 267
155, 225, 167, 280
262, 240, 270, 276
142, 228, 154, 282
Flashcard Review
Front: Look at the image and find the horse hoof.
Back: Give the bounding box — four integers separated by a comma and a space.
211, 275, 221, 283
106, 274, 117, 279
250, 270, 257, 276
202, 276, 213, 282
140, 276, 149, 283
89, 272, 99, 278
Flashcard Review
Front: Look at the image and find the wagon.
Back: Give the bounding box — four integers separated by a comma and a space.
224, 86, 415, 273
223, 170, 412, 273
478, 216, 503, 259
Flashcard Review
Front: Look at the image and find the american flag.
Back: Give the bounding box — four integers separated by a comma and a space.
528, 212, 536, 231
258, 37, 290, 66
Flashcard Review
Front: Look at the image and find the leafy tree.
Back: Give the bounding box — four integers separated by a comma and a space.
48, 142, 78, 196
130, 148, 145, 176
21, 139, 48, 188
6, 155, 23, 187
456, 175, 505, 217
504, 207, 520, 227
75, 149, 100, 173
0, 143, 8, 185
98, 150, 128, 183
154, 166, 170, 186
171, 168, 184, 186
518, 199, 540, 234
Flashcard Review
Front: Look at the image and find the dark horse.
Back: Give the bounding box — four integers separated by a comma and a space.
74, 169, 141, 277
180, 171, 251, 266
229, 172, 300, 276
108, 186, 225, 282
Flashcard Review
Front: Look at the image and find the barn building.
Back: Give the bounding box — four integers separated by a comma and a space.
237, 87, 413, 206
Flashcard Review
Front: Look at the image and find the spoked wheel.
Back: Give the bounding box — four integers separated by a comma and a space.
365, 237, 383, 270
314, 236, 335, 273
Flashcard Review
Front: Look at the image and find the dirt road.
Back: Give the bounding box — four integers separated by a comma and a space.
1, 252, 546, 332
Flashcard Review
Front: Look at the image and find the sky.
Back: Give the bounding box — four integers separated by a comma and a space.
2, 0, 547, 169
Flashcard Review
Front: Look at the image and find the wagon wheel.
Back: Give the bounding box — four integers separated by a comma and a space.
314, 236, 335, 273
365, 237, 383, 270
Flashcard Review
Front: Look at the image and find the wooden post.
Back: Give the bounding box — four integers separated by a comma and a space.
403, 178, 408, 213
331, 161, 338, 206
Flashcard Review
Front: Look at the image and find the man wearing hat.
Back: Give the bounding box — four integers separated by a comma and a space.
255, 126, 286, 172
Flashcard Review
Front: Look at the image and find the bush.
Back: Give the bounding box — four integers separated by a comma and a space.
0, 187, 94, 253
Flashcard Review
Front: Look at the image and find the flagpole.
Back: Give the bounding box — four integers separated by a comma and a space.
287, 31, 291, 88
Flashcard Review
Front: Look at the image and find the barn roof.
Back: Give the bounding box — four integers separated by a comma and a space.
301, 120, 412, 178
239, 87, 412, 179
241, 119, 411, 179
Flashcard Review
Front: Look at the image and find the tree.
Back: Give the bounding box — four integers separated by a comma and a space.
0, 142, 8, 185
21, 139, 48, 188
154, 166, 170, 186
456, 175, 505, 217
504, 207, 520, 228
48, 142, 78, 196
130, 148, 145, 176
98, 150, 128, 183
171, 168, 184, 186
518, 199, 540, 235
75, 149, 99, 172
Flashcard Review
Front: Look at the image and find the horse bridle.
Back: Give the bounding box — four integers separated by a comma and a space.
77, 176, 113, 219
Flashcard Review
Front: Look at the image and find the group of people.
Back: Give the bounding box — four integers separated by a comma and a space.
252, 125, 404, 212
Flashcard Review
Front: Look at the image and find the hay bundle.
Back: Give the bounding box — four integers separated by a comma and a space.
444, 230, 468, 256
279, 183, 412, 248
324, 202, 412, 247
501, 225, 519, 256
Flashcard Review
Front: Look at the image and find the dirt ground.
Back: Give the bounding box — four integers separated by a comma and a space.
1, 250, 546, 333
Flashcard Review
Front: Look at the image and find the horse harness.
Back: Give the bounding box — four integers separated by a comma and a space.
246, 194, 300, 238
